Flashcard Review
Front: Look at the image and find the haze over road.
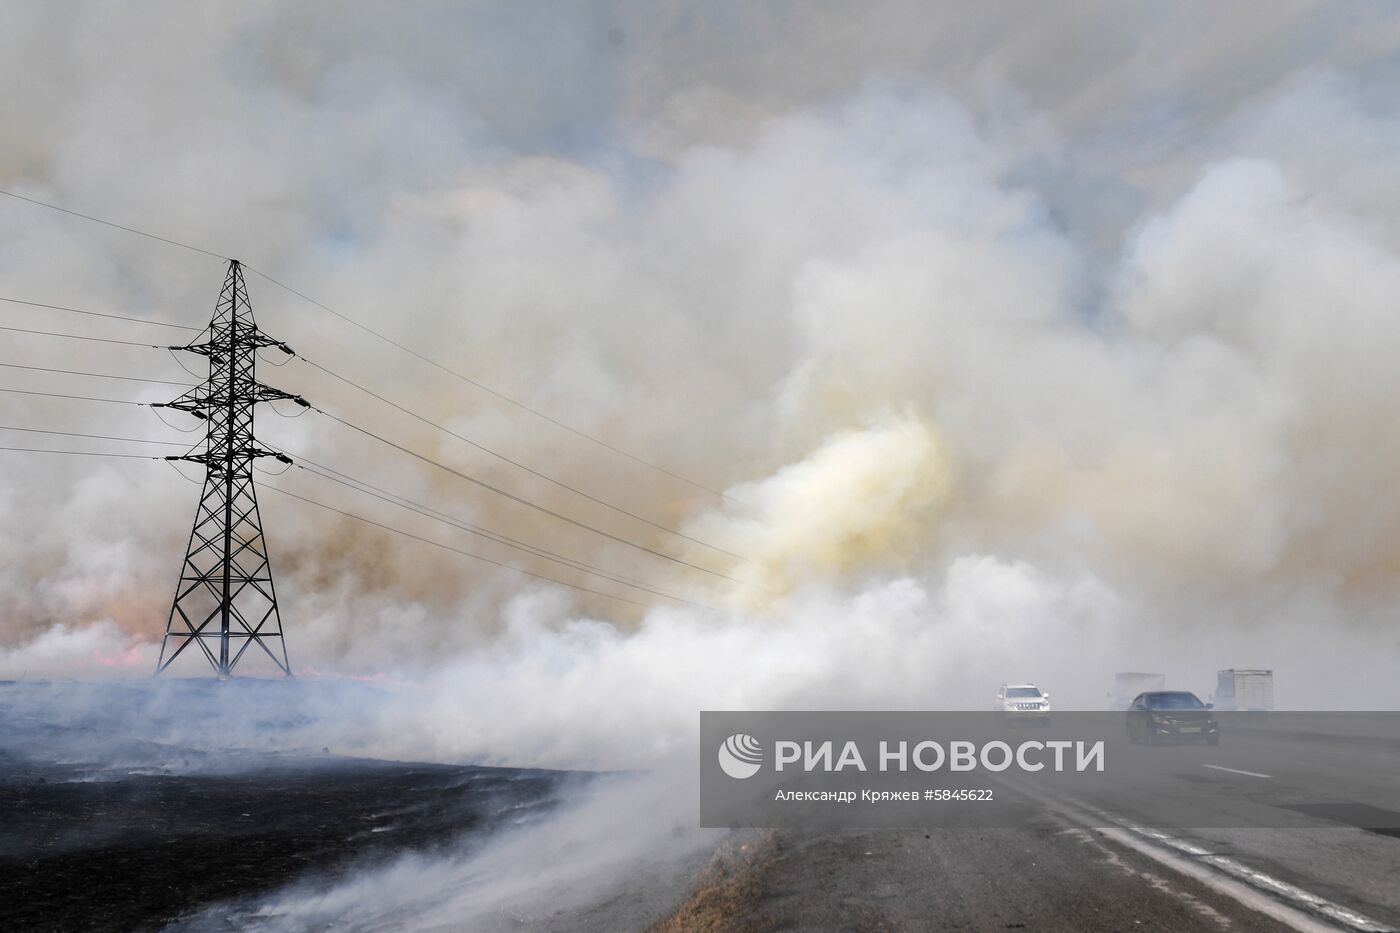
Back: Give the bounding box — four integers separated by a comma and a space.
663, 716, 1400, 932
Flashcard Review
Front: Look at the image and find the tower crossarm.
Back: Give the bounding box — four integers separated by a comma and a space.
248, 383, 309, 406
171, 331, 295, 358
153, 383, 309, 418
164, 448, 292, 467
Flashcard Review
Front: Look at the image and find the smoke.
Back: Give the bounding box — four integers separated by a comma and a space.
0, 619, 143, 679
217, 766, 718, 933
698, 413, 950, 604
2, 0, 1399, 725
4, 2, 1400, 924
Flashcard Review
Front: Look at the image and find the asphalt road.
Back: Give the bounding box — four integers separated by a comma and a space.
657, 821, 1306, 932
655, 717, 1400, 932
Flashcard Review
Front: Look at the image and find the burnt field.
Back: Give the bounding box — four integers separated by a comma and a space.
0, 756, 574, 932
0, 680, 585, 932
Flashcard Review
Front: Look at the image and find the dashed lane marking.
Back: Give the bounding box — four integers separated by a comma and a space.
1203, 765, 1273, 779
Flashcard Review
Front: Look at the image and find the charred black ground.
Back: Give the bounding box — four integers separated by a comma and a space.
0, 680, 583, 932
0, 756, 573, 932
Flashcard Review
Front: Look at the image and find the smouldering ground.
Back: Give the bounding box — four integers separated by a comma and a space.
0, 755, 571, 932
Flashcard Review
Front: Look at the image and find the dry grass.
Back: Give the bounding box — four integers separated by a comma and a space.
648, 829, 785, 932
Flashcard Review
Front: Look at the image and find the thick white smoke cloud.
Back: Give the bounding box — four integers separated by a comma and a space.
1, 4, 1399, 703
8, 5, 1400, 924
6, 7, 1400, 924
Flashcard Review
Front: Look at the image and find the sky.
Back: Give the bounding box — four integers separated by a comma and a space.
2, 2, 1400, 718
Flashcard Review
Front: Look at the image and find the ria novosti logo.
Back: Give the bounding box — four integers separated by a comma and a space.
718, 733, 763, 779
715, 734, 1106, 779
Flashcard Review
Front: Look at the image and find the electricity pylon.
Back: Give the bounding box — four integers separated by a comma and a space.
154, 259, 308, 677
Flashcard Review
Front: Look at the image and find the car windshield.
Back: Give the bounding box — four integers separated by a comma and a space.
1006, 687, 1042, 698
1147, 692, 1204, 709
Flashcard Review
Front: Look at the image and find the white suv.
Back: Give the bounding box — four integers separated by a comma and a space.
996, 683, 1051, 726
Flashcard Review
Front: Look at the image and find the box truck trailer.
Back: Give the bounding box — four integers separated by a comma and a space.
1215, 669, 1274, 710
1111, 672, 1166, 710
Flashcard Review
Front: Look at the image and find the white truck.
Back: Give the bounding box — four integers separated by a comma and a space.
1111, 672, 1166, 710
1214, 669, 1274, 710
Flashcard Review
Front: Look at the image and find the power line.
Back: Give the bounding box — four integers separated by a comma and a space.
164, 459, 202, 485
0, 286, 742, 559
0, 296, 200, 331
0, 361, 195, 387
0, 184, 744, 504
313, 405, 745, 584
292, 456, 645, 587
0, 187, 747, 507
148, 402, 206, 433
295, 462, 712, 609
0, 387, 204, 438
165, 347, 208, 379
0, 384, 721, 605
0, 289, 746, 566
287, 456, 721, 611
251, 265, 746, 507
259, 482, 653, 609
0, 423, 187, 447
0, 188, 228, 261
0, 387, 147, 406
0, 440, 666, 611
254, 457, 295, 477
267, 397, 311, 418
298, 355, 744, 559
0, 445, 161, 460
0, 323, 164, 348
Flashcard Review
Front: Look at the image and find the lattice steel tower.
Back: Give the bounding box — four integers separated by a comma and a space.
154, 260, 307, 677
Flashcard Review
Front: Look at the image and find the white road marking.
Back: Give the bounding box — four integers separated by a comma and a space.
993, 775, 1396, 932
1110, 822, 1396, 932
1066, 825, 1234, 928
1203, 764, 1273, 779
1095, 825, 1367, 933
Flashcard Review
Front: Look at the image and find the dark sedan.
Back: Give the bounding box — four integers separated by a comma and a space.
1126, 691, 1219, 745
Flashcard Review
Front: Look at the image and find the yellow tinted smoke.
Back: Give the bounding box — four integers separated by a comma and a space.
705, 413, 950, 606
